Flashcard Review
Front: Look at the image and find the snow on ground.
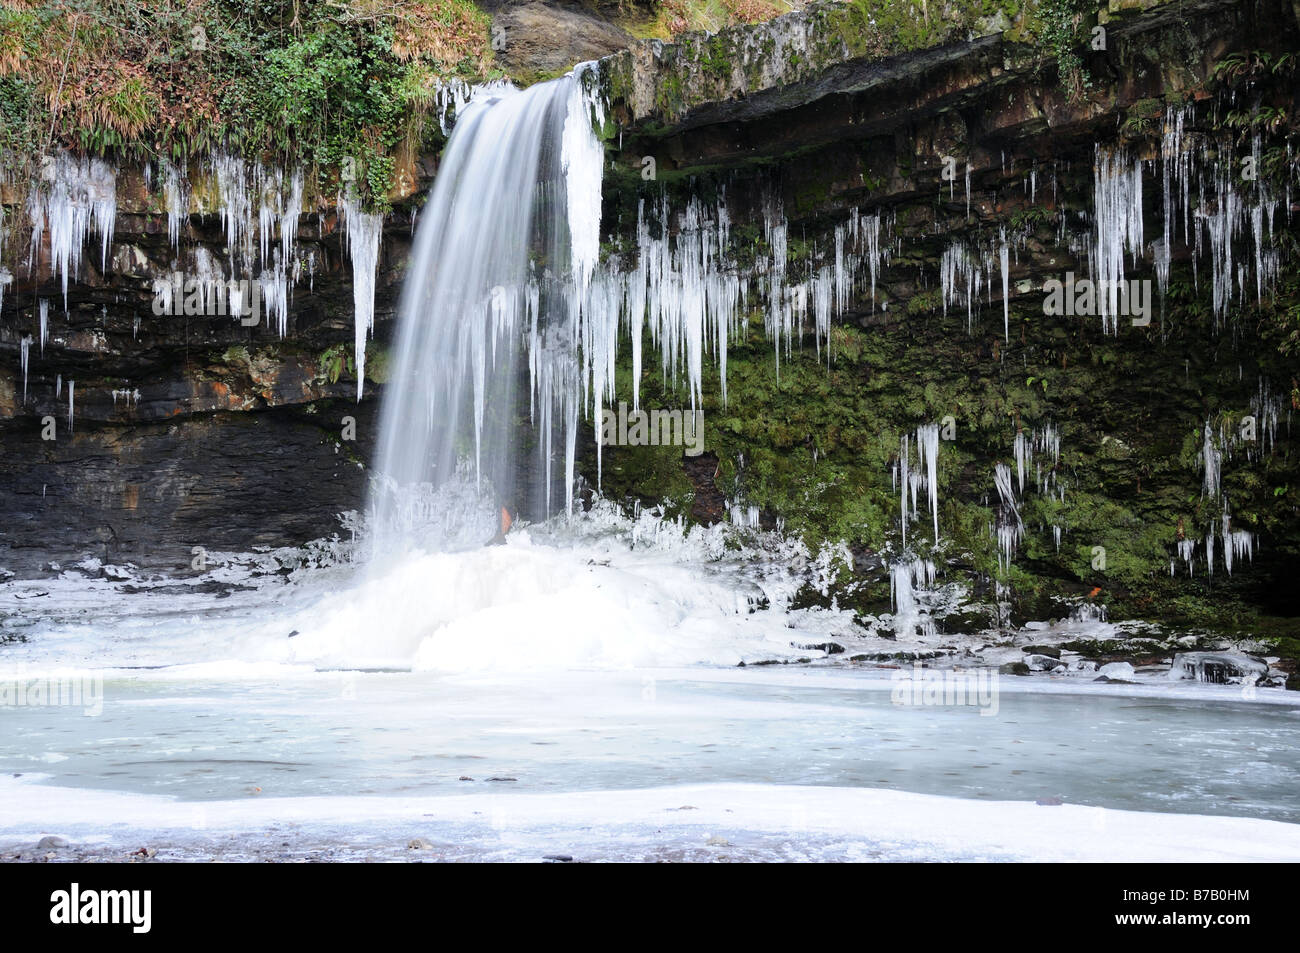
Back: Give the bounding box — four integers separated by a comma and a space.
3, 776, 1299, 863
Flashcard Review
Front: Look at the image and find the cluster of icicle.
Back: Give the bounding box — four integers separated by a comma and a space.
1196, 380, 1290, 505
26, 152, 117, 310
523, 187, 894, 504
940, 227, 1023, 338
1014, 423, 1067, 555
890, 556, 937, 639
991, 424, 1064, 571
892, 423, 941, 550
1014, 424, 1062, 497
887, 422, 941, 634
10, 75, 476, 410
579, 194, 892, 424
13, 144, 392, 403
1172, 508, 1256, 579
6, 151, 115, 418
1090, 108, 1286, 330
1177, 385, 1285, 576
939, 103, 1290, 336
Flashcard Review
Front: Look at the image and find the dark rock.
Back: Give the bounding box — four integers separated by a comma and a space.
1025, 653, 1065, 672
0, 403, 378, 575
485, 1, 630, 83
1020, 645, 1061, 659
795, 641, 844, 655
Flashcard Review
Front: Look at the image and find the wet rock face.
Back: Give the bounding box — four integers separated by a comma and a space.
1, 168, 410, 575
484, 0, 632, 82
604, 0, 1244, 175
0, 402, 378, 575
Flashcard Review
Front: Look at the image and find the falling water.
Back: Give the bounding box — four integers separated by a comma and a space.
368, 69, 605, 552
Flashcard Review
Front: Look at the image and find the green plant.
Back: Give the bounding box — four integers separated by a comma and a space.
318, 343, 353, 384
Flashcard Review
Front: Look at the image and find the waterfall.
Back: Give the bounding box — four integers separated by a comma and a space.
368, 68, 604, 552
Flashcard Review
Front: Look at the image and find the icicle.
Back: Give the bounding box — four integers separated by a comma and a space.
19, 335, 32, 401
338, 193, 384, 401
1200, 421, 1221, 499
999, 229, 1010, 341
1013, 431, 1029, 493
917, 422, 940, 543
890, 557, 937, 638
161, 158, 187, 249
994, 462, 1022, 571
1091, 146, 1144, 335
899, 434, 910, 549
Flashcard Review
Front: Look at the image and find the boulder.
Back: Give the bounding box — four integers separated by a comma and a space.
486, 1, 631, 83
1096, 662, 1136, 681
1025, 653, 1065, 672
1168, 652, 1268, 686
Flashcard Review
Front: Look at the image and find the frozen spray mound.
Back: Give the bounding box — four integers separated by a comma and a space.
282, 501, 832, 672
282, 535, 794, 672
